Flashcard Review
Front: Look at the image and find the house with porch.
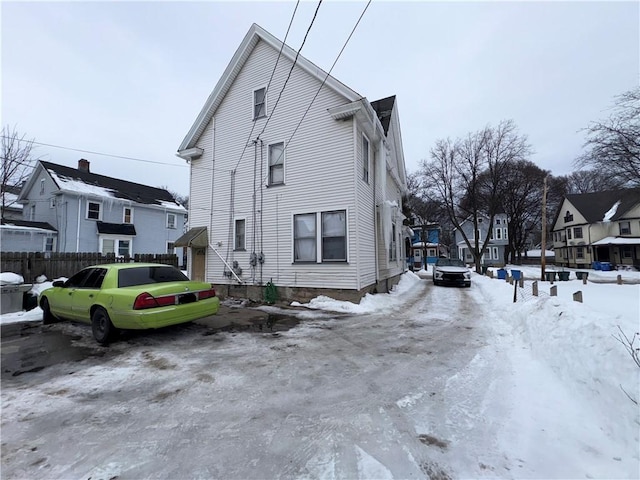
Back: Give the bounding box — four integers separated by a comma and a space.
175, 23, 408, 302
5, 159, 187, 264
551, 188, 640, 269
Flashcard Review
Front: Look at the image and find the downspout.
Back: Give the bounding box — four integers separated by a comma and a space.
76, 196, 81, 252
353, 117, 361, 290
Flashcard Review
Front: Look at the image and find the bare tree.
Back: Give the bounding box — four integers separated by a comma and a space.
1, 126, 39, 220
575, 87, 640, 187
613, 326, 639, 405
563, 169, 627, 194
420, 120, 531, 272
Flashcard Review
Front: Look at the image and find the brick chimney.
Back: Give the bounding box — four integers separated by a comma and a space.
78, 159, 90, 173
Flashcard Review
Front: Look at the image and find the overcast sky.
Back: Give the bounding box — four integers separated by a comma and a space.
2, 1, 638, 197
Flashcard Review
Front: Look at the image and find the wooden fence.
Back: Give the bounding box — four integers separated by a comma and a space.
1, 252, 178, 282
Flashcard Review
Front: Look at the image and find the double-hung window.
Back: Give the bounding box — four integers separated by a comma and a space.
268, 142, 285, 186
294, 210, 347, 263
362, 135, 370, 183
253, 87, 266, 119
44, 237, 55, 252
167, 213, 176, 229
573, 227, 583, 238
294, 213, 317, 262
619, 221, 631, 235
87, 201, 101, 220
123, 207, 133, 224
234, 219, 246, 251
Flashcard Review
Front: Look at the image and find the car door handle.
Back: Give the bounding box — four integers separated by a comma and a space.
88, 294, 94, 298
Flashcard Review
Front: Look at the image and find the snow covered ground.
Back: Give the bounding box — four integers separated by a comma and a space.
1, 267, 639, 478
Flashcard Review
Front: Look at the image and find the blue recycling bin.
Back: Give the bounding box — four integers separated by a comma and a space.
497, 268, 507, 280
592, 261, 601, 270
600, 262, 612, 271
511, 269, 522, 281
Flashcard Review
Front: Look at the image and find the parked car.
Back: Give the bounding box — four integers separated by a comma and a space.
39, 263, 219, 344
433, 258, 471, 287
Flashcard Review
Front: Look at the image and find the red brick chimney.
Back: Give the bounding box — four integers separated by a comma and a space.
78, 159, 90, 173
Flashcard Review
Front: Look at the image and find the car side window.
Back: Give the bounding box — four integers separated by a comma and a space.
81, 268, 107, 289
65, 269, 92, 288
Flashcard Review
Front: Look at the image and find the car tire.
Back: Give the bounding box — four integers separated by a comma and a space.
41, 297, 56, 325
92, 307, 117, 345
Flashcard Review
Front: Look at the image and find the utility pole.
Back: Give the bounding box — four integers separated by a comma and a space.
541, 175, 547, 281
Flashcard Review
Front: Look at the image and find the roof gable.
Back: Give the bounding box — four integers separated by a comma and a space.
564, 188, 640, 223
33, 161, 184, 210
178, 23, 362, 153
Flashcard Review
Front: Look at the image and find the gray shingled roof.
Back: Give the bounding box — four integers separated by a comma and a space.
565, 188, 640, 223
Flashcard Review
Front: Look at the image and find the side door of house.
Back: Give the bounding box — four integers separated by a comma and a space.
70, 268, 108, 322
192, 248, 206, 282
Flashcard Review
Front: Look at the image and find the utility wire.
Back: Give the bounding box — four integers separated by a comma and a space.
286, 0, 371, 149
231, 0, 301, 173
252, 0, 323, 147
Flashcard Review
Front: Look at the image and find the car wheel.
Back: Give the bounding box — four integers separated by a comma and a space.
92, 307, 117, 345
41, 297, 56, 325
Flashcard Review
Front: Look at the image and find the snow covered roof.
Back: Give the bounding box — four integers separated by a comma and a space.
30, 161, 186, 212
1, 219, 57, 233
592, 236, 640, 246
564, 188, 640, 224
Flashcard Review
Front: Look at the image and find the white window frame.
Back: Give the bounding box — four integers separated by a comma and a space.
99, 235, 133, 257
268, 141, 285, 186
167, 213, 177, 229
49, 197, 56, 209
389, 222, 397, 262
293, 209, 348, 263
43, 236, 56, 252
492, 246, 499, 260
30, 204, 35, 221
40, 179, 45, 195
503, 228, 508, 240
576, 246, 584, 259
253, 86, 267, 120
86, 200, 102, 220
362, 135, 370, 184
167, 242, 175, 255
123, 206, 134, 224
619, 221, 631, 235
293, 213, 317, 263
573, 227, 583, 239
234, 218, 246, 251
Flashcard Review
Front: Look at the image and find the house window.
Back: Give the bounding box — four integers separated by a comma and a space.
123, 207, 133, 224
268, 142, 284, 186
576, 247, 584, 259
496, 228, 502, 240
362, 135, 370, 183
567, 228, 572, 240
428, 248, 436, 257
619, 221, 631, 235
388, 223, 397, 262
622, 246, 632, 258
573, 227, 583, 239
102, 239, 115, 254
234, 219, 246, 251
49, 197, 56, 209
118, 240, 130, 257
87, 201, 101, 220
30, 204, 35, 221
294, 213, 317, 262
322, 211, 347, 261
40, 179, 45, 195
564, 211, 573, 223
492, 247, 499, 260
503, 228, 508, 240
167, 242, 175, 254
253, 87, 266, 119
44, 237, 55, 252
167, 213, 176, 229
496, 218, 501, 225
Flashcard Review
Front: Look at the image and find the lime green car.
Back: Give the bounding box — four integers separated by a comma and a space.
39, 263, 219, 344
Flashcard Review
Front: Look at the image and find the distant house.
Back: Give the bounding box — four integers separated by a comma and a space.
4, 159, 187, 264
453, 213, 509, 266
408, 224, 446, 270
176, 23, 409, 302
551, 188, 640, 269
1, 184, 24, 220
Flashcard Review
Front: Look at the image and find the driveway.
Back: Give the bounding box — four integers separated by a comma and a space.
1, 280, 498, 479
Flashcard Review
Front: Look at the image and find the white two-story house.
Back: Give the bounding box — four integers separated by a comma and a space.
176, 23, 408, 302
5, 159, 187, 264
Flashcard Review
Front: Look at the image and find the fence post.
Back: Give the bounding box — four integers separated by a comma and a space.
532, 281, 538, 297
573, 291, 583, 303
550, 285, 558, 297
617, 274, 623, 285
519, 277, 524, 288
583, 277, 587, 285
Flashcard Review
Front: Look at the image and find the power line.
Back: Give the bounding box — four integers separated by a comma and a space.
286, 0, 372, 149
231, 0, 301, 173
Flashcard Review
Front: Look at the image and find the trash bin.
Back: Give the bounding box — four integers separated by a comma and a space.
481, 265, 489, 275
592, 261, 601, 270
511, 269, 522, 281
545, 271, 556, 281
497, 269, 507, 280
558, 271, 570, 281
600, 262, 612, 271
575, 271, 589, 280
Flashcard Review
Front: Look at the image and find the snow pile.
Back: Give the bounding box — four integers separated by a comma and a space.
291, 270, 422, 314
0, 272, 24, 285
603, 200, 621, 221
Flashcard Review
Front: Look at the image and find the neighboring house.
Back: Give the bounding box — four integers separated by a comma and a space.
6, 159, 187, 264
551, 188, 640, 269
453, 213, 509, 266
408, 223, 446, 270
176, 23, 408, 302
1, 184, 24, 220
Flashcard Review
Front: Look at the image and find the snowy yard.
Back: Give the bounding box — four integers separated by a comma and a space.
1, 268, 639, 479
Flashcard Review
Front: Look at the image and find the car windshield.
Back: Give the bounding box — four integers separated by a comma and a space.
436, 258, 465, 267
118, 266, 189, 288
